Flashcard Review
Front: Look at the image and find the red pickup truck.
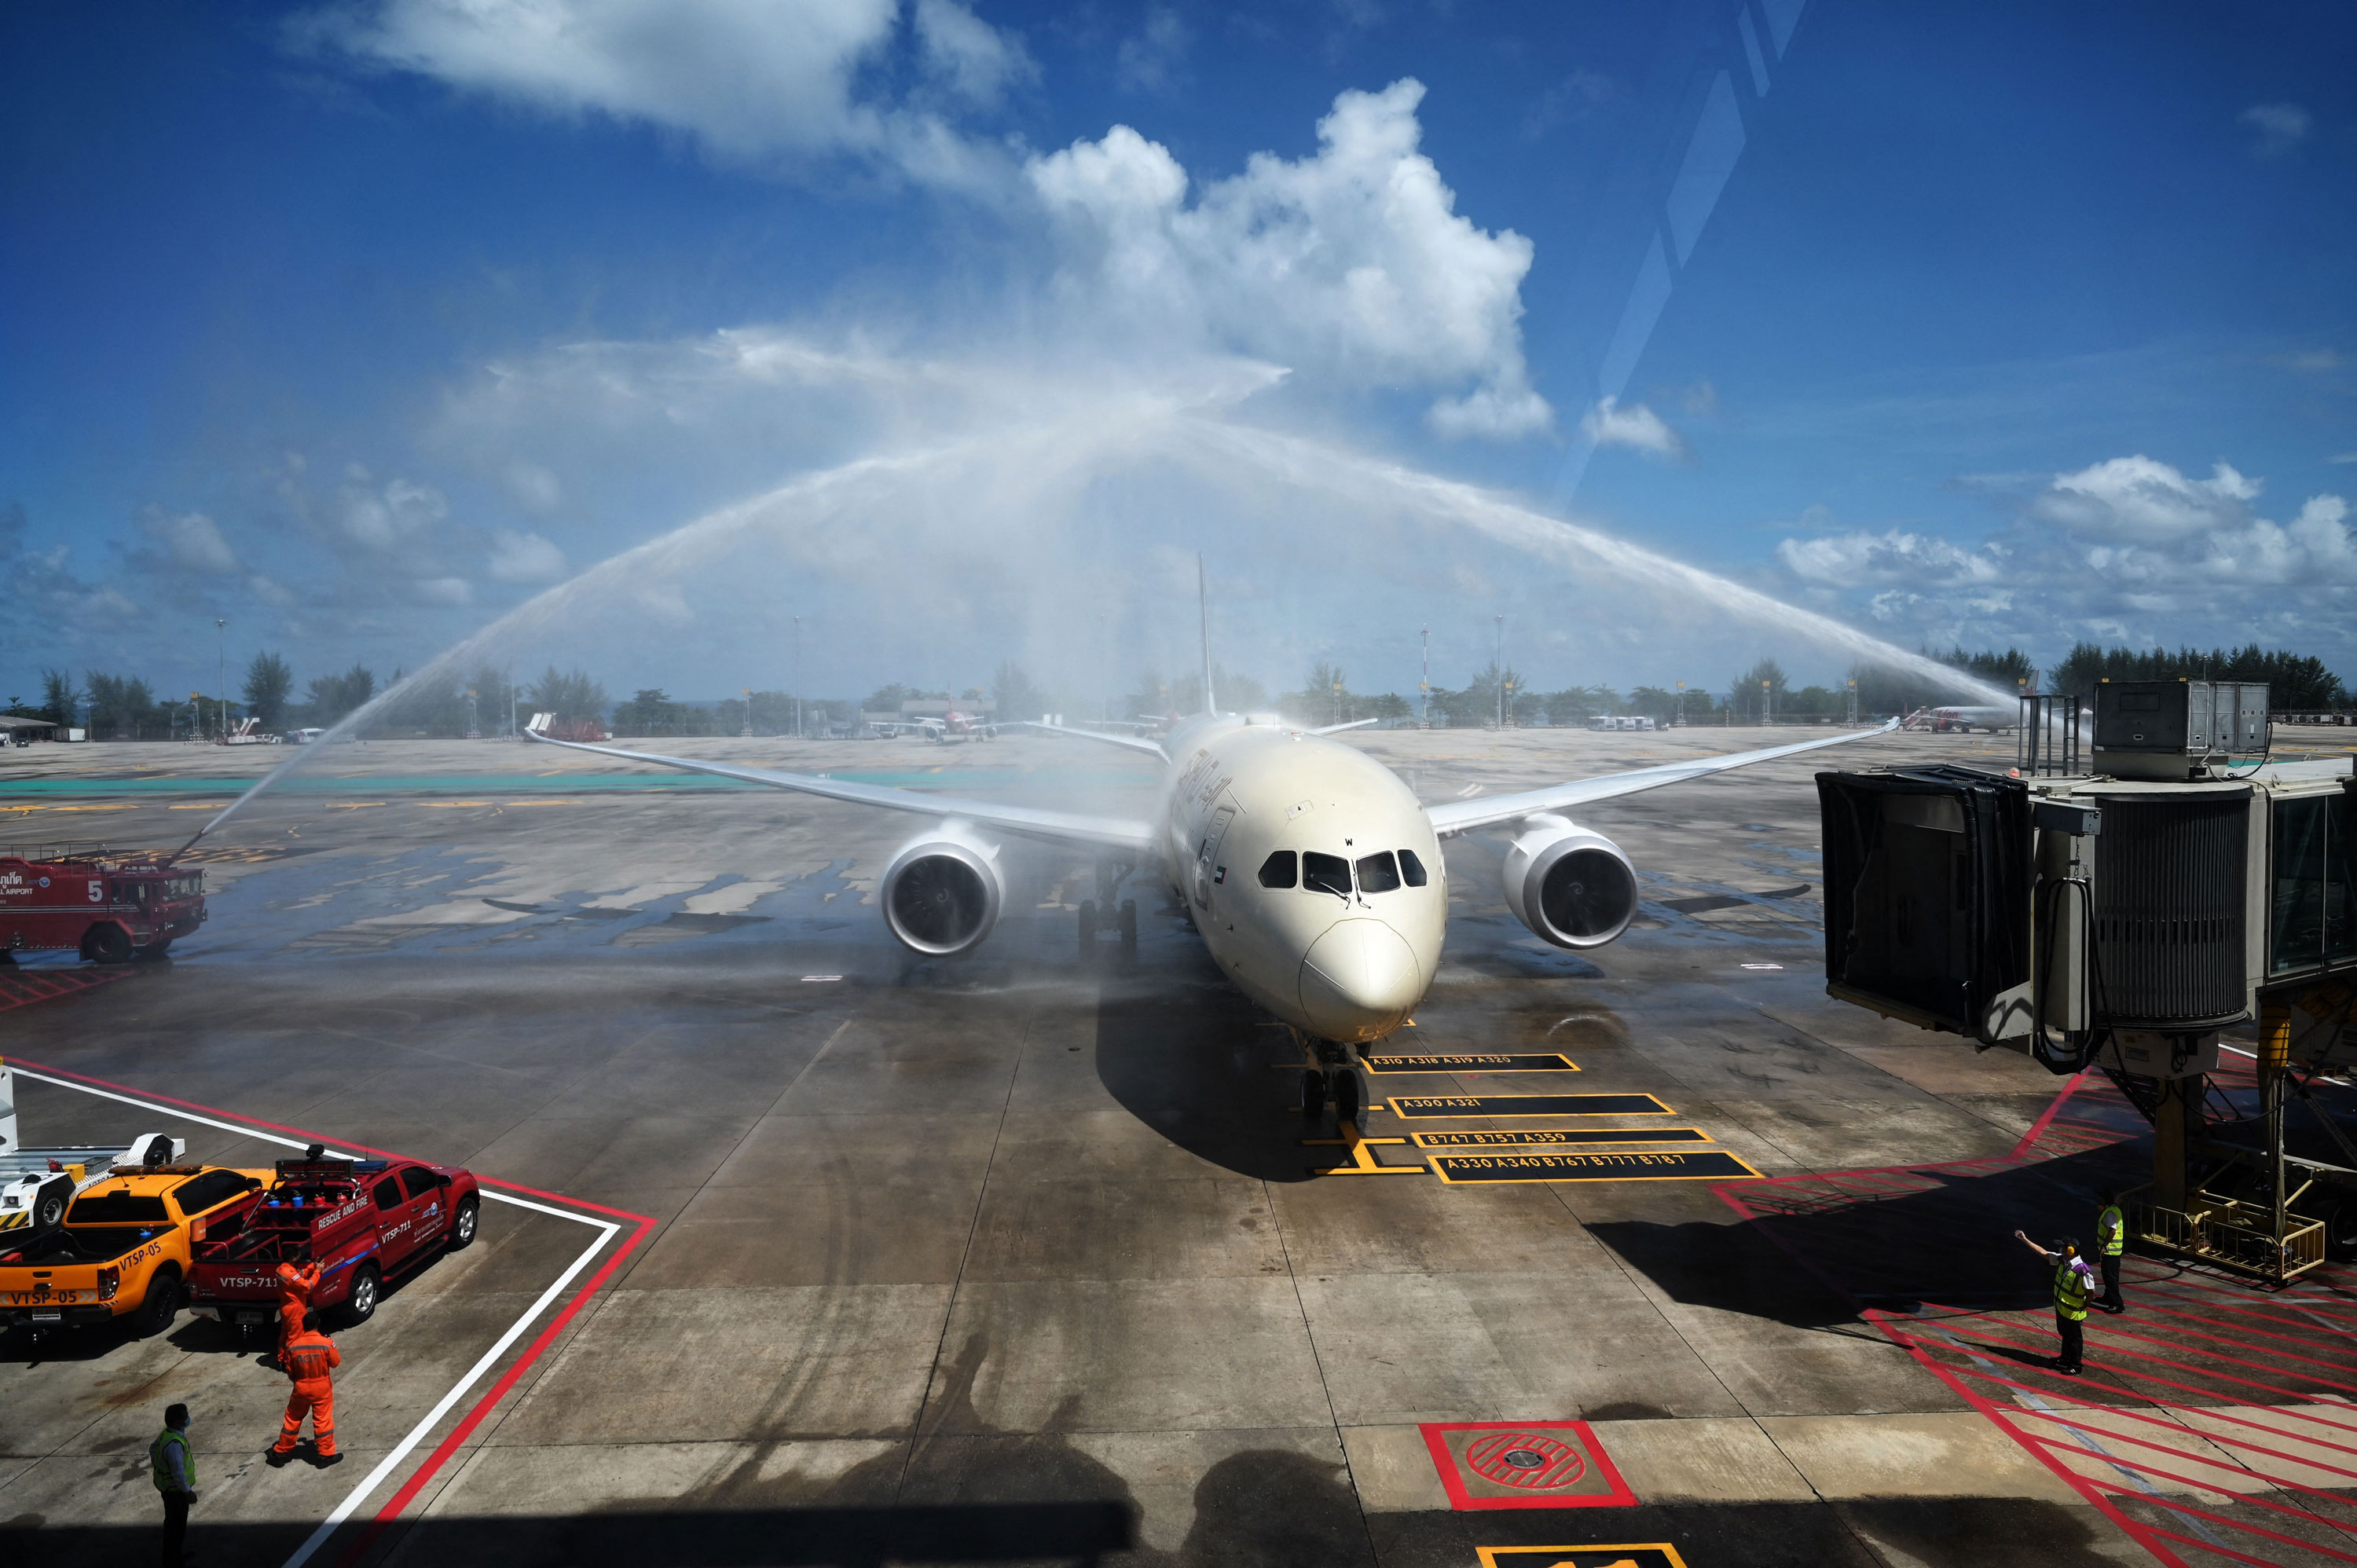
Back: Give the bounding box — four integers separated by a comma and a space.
186, 1153, 481, 1330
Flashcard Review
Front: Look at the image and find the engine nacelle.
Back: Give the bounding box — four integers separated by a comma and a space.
879, 823, 1005, 956
1501, 815, 1640, 951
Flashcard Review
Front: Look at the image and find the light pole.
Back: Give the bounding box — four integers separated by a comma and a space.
792, 615, 803, 740
1419, 626, 1430, 729
1761, 679, 1772, 728
214, 618, 227, 739
1493, 614, 1505, 730
742, 687, 753, 738
1676, 680, 1685, 728
1847, 678, 1858, 726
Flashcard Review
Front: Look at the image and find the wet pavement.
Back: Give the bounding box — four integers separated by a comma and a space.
6, 724, 2356, 1566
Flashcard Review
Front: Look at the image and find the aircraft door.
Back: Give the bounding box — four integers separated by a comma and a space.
1193, 805, 1237, 910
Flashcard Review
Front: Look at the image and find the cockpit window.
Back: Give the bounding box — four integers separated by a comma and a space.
1398, 849, 1428, 888
1257, 851, 1298, 889
1354, 852, 1401, 893
1302, 852, 1351, 898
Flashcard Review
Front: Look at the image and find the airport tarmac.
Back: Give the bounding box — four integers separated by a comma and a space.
6, 724, 2357, 1567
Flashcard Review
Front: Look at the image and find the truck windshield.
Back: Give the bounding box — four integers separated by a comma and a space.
69, 1192, 170, 1225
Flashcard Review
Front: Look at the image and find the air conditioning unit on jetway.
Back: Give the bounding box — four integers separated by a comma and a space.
1816, 687, 2356, 1075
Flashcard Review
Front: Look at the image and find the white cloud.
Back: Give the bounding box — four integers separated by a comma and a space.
1115, 9, 1189, 93
247, 574, 299, 607
138, 507, 243, 575
291, 0, 1017, 184
1777, 456, 2356, 654
2032, 454, 2259, 540
913, 0, 1031, 106
2332, 452, 2357, 465
1028, 80, 1549, 440
488, 528, 570, 584
336, 470, 450, 552
410, 576, 474, 606
1581, 396, 1685, 460
1778, 528, 2005, 586
503, 459, 563, 515
2242, 101, 2311, 158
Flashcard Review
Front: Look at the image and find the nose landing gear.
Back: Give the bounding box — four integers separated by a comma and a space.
1297, 1038, 1367, 1129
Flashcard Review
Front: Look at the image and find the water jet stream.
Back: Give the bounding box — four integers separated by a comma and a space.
172, 408, 2007, 859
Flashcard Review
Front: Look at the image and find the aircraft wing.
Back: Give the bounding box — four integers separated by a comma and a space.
524, 729, 1157, 853
1424, 720, 1900, 837
1308, 718, 1379, 736
1013, 720, 1170, 760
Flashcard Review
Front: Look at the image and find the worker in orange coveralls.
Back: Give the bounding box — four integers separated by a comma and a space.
272, 1260, 321, 1364
267, 1316, 343, 1467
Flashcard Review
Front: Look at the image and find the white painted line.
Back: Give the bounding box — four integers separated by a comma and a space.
11, 1068, 621, 1567
280, 1216, 614, 1568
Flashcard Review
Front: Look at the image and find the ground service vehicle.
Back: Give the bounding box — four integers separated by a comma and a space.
189, 1153, 482, 1329
2, 1057, 194, 1244
0, 1160, 273, 1334
0, 843, 206, 964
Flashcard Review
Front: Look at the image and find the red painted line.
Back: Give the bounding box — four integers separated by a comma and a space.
2022, 1427, 2357, 1526
1909, 1314, 2357, 1429
2128, 1289, 2357, 1335
0, 968, 132, 1011
2078, 1479, 2357, 1564
1867, 1312, 2194, 1568
6, 1053, 655, 1561
1996, 1386, 2357, 1491
332, 1211, 656, 1565
2093, 1302, 2357, 1388
2011, 1074, 2091, 1158
2135, 1522, 2337, 1568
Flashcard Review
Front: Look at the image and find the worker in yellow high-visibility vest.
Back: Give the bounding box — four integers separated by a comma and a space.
2095, 1189, 2127, 1315
2015, 1229, 2095, 1375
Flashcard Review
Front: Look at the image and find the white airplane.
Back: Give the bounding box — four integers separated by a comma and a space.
526, 631, 1893, 1123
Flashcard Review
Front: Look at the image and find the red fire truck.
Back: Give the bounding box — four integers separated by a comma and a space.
0, 843, 207, 964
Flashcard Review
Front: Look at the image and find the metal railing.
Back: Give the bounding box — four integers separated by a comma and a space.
2125, 1182, 2327, 1284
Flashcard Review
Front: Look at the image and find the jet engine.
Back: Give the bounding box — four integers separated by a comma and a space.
1501, 814, 1640, 950
879, 823, 1004, 956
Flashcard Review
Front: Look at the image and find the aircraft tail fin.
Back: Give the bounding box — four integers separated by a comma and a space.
1197, 555, 1216, 716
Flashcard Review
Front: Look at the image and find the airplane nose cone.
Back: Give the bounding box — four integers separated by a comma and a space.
1299, 919, 1424, 1042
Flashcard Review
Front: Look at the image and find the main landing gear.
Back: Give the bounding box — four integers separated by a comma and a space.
1079, 859, 1138, 958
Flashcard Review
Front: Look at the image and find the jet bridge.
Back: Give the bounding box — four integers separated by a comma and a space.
1817, 683, 2357, 1284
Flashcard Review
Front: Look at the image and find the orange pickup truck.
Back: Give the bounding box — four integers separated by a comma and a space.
0, 1163, 273, 1335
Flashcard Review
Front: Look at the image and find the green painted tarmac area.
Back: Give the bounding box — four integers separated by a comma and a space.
0, 768, 1140, 797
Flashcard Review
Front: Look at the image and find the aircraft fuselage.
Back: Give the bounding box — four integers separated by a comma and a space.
1153, 716, 1445, 1045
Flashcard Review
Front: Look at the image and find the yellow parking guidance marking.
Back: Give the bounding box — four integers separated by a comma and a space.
1363, 1053, 1578, 1073
1389, 1093, 1671, 1119
1478, 1548, 1689, 1568
1414, 1127, 1712, 1149
1303, 1120, 1425, 1176
1431, 1150, 1761, 1184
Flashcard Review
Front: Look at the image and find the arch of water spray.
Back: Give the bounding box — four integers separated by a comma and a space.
171, 410, 2007, 860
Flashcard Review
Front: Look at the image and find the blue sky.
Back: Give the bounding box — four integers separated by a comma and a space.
4, 1, 2352, 710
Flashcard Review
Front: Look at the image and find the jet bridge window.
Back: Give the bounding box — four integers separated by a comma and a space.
1302, 852, 1352, 898
1257, 851, 1297, 888
1398, 849, 1429, 887
1354, 852, 1401, 893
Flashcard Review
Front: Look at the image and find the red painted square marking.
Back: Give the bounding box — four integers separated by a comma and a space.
1420, 1420, 1638, 1511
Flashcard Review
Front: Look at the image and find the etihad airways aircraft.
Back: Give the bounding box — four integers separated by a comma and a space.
526, 661, 1893, 1123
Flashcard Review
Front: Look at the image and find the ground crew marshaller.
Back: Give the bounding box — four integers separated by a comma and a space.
152, 1401, 196, 1568
2095, 1189, 2127, 1314
269, 1316, 343, 1466
273, 1258, 321, 1362
2014, 1229, 2095, 1374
